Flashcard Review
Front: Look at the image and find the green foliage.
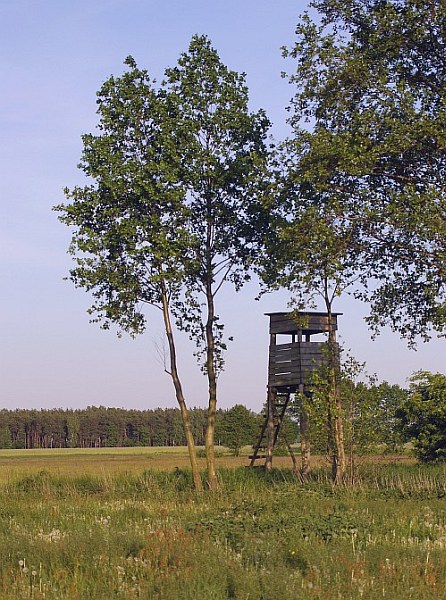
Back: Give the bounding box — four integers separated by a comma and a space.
300, 354, 408, 463
283, 0, 446, 341
0, 428, 12, 449
0, 406, 209, 449
272, 442, 291, 457
399, 371, 446, 462
215, 404, 259, 456
55, 35, 270, 368
55, 35, 271, 487
342, 381, 381, 457
374, 382, 408, 453
162, 35, 271, 381
56, 56, 188, 335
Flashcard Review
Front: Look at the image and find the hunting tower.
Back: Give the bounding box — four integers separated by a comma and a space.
249, 311, 341, 471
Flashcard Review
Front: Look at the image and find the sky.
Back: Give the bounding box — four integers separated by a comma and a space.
0, 0, 444, 413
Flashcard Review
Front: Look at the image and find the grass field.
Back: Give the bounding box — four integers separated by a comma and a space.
0, 446, 315, 482
1, 447, 446, 599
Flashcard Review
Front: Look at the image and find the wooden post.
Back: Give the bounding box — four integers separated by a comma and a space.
265, 386, 276, 471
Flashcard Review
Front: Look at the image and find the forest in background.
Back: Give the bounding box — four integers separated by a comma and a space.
0, 405, 267, 450
0, 406, 211, 450
0, 379, 407, 452
4, 371, 445, 469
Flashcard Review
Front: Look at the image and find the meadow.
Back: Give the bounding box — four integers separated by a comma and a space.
1, 447, 446, 599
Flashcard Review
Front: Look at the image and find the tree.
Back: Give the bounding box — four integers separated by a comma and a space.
259, 154, 363, 481
340, 378, 381, 481
216, 404, 259, 456
56, 35, 270, 490
398, 371, 446, 462
157, 36, 271, 488
267, 0, 446, 478
55, 53, 203, 489
283, 0, 446, 342
373, 382, 408, 453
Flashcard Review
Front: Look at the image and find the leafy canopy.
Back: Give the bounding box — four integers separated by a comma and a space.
283, 0, 446, 341
56, 35, 271, 359
56, 57, 193, 335
399, 371, 446, 462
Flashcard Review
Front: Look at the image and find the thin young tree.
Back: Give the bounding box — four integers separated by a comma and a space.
55, 58, 203, 490
260, 176, 364, 482
164, 36, 271, 489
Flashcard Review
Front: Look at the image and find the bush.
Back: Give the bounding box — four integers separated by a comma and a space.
398, 371, 446, 462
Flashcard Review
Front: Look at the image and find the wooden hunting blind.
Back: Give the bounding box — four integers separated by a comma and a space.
249, 311, 342, 469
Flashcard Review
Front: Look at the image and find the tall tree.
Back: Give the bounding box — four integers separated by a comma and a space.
163, 36, 271, 489
284, 0, 446, 342
55, 55, 203, 490
266, 0, 446, 478
259, 165, 362, 481
56, 36, 270, 490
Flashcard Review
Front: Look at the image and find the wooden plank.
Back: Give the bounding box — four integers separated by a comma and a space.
300, 342, 327, 350
270, 351, 327, 362
269, 366, 323, 379
270, 380, 311, 389
270, 344, 336, 359
269, 342, 295, 351
269, 314, 297, 323
269, 353, 325, 365
270, 341, 328, 352
269, 359, 325, 370
270, 378, 303, 387
270, 322, 300, 334
270, 355, 295, 362
268, 315, 313, 334
269, 365, 323, 378
268, 312, 289, 320
270, 356, 326, 365
270, 372, 301, 380
269, 312, 339, 335
267, 311, 341, 319
269, 356, 329, 367
270, 359, 322, 369
267, 311, 342, 319
270, 363, 323, 373
299, 348, 327, 358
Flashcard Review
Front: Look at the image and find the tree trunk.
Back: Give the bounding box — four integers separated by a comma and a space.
204, 274, 219, 490
299, 386, 310, 481
327, 307, 346, 485
160, 284, 203, 492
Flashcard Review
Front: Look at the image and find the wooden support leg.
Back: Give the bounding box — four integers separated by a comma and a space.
265, 387, 276, 471
282, 432, 298, 475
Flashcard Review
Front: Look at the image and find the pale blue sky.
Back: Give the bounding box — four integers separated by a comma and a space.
0, 0, 444, 411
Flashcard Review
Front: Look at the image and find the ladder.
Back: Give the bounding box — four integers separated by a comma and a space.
249, 391, 291, 466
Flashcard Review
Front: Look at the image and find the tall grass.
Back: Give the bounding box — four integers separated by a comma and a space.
1, 461, 446, 598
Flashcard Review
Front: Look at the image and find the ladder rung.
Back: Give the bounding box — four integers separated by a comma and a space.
248, 455, 266, 460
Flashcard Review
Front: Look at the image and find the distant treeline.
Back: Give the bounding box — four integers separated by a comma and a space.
0, 380, 410, 452
0, 407, 219, 449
